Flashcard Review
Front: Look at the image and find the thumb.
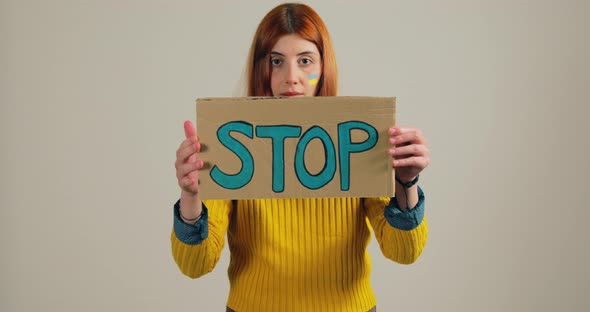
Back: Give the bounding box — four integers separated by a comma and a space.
184, 120, 196, 138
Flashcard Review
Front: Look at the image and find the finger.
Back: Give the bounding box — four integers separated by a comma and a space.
392, 156, 430, 168
389, 127, 427, 143
388, 126, 399, 136
180, 176, 197, 188
389, 126, 420, 135
388, 144, 429, 158
388, 131, 425, 146
177, 160, 204, 178
389, 126, 408, 136
178, 135, 198, 150
177, 160, 202, 182
184, 120, 196, 139
176, 140, 201, 162
188, 153, 197, 164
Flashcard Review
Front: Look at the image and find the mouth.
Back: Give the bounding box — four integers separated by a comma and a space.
280, 91, 304, 97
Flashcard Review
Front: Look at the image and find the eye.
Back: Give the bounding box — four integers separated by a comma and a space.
299, 58, 313, 65
270, 58, 282, 66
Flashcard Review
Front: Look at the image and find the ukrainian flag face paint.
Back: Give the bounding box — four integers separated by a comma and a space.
308, 74, 319, 86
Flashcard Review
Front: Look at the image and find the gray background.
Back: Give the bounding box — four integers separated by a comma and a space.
2, 0, 589, 311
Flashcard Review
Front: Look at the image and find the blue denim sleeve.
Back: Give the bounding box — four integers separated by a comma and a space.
384, 186, 426, 231
173, 199, 209, 245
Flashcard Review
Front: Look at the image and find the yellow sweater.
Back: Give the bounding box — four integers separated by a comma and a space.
171, 196, 428, 312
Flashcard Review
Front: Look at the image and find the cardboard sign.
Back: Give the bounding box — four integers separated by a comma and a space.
196, 96, 395, 199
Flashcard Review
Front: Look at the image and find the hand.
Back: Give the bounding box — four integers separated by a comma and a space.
387, 126, 430, 183
175, 121, 204, 195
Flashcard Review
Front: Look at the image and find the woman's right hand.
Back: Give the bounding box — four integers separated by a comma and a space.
175, 120, 204, 195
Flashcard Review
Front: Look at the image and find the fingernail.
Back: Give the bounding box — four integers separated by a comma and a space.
388, 148, 395, 155
389, 137, 396, 144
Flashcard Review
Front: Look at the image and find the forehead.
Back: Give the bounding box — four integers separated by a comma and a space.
271, 34, 320, 55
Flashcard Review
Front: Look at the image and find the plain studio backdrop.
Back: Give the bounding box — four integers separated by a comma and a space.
2, 0, 589, 311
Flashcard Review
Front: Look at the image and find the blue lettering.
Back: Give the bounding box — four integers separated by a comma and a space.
210, 121, 255, 189
255, 125, 302, 192
294, 126, 336, 190
337, 121, 378, 191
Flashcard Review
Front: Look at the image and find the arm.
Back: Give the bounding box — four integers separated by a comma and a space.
364, 125, 430, 264
171, 120, 231, 278
171, 199, 233, 278
364, 187, 428, 264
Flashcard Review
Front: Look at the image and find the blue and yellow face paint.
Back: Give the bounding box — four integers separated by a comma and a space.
308, 74, 319, 86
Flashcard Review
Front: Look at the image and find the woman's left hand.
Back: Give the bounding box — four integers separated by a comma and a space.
387, 126, 430, 183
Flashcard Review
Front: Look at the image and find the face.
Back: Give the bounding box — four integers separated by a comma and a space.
270, 34, 322, 97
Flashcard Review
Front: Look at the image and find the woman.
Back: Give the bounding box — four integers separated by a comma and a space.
172, 3, 430, 312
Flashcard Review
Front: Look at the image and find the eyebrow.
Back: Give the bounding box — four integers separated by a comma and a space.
270, 51, 318, 57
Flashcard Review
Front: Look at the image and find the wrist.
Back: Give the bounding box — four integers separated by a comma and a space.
180, 208, 202, 224
180, 191, 202, 223
395, 174, 419, 188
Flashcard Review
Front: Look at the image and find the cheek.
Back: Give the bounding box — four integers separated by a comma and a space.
270, 71, 279, 96
305, 67, 322, 94
307, 73, 319, 88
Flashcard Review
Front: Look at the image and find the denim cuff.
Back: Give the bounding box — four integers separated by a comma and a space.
384, 186, 425, 231
173, 199, 209, 245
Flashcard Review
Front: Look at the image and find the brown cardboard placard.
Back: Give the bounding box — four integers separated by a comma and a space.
196, 96, 395, 199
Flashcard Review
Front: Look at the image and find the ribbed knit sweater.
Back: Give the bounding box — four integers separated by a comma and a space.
171, 189, 428, 312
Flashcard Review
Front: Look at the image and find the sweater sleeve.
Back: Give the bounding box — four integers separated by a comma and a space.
170, 199, 233, 278
363, 187, 428, 264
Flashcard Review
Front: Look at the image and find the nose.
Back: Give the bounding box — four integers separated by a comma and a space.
285, 62, 299, 85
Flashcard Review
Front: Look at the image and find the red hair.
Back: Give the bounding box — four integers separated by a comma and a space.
247, 3, 338, 96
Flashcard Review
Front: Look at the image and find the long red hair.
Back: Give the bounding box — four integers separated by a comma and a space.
247, 3, 338, 96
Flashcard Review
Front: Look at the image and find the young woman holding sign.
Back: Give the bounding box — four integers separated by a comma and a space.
172, 3, 430, 312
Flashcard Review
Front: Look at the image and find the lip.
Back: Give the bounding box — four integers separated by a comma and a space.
280, 91, 304, 97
